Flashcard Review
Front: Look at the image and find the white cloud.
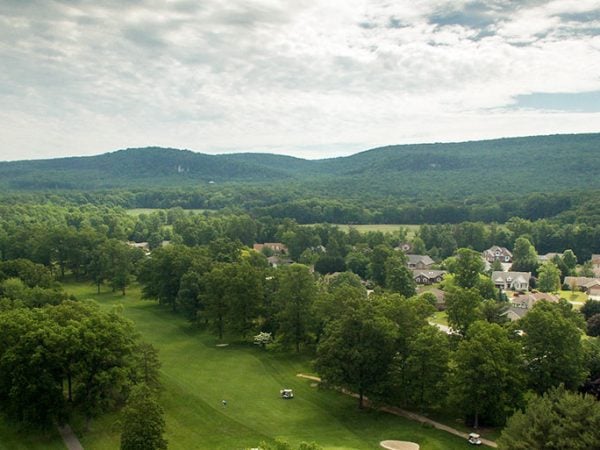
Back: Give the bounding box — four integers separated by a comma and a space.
0, 0, 599, 161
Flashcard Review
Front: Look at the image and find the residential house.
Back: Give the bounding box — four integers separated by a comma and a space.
587, 281, 600, 301
492, 271, 531, 291
267, 256, 292, 268
395, 243, 413, 253
564, 276, 600, 291
412, 269, 446, 285
406, 254, 435, 270
538, 252, 560, 263
483, 246, 513, 263
253, 242, 288, 254
127, 241, 150, 254
505, 292, 559, 321
416, 286, 445, 310
591, 254, 600, 277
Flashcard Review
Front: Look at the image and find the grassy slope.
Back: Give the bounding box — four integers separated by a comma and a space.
61, 282, 472, 450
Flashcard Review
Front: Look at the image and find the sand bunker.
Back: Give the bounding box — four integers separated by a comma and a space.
380, 441, 420, 450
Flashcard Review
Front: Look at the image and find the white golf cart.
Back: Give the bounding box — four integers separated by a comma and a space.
468, 433, 482, 445
280, 388, 294, 399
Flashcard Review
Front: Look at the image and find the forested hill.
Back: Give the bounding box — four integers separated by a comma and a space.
1, 133, 599, 198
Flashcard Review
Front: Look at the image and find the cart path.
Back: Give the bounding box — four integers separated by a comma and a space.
296, 373, 498, 448
57, 424, 84, 450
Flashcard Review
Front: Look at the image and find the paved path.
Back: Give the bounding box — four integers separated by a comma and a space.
57, 424, 84, 450
297, 374, 497, 448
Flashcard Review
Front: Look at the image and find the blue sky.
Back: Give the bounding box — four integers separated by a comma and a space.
0, 0, 599, 161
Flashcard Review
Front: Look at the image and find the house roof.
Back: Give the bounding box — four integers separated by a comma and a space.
483, 246, 512, 257
565, 276, 599, 287
416, 287, 445, 302
412, 269, 447, 280
505, 306, 528, 320
538, 252, 560, 262
406, 254, 435, 266
492, 271, 531, 283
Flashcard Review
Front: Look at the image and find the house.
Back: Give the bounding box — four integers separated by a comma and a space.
412, 269, 446, 285
538, 252, 560, 263
267, 256, 292, 268
492, 271, 531, 291
416, 286, 445, 310
564, 276, 600, 291
253, 242, 288, 254
483, 246, 513, 263
591, 254, 600, 277
504, 292, 559, 321
395, 243, 413, 253
127, 241, 150, 253
511, 292, 559, 309
505, 307, 528, 321
406, 254, 435, 270
586, 281, 600, 300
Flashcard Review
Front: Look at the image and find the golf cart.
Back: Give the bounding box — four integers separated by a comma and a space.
280, 388, 294, 399
468, 433, 482, 445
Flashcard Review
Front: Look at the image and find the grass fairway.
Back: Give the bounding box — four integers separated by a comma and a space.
55, 282, 471, 449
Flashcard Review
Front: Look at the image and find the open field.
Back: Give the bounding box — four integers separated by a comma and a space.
51, 282, 472, 450
304, 224, 421, 239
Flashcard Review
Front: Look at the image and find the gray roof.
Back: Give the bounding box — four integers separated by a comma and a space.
407, 254, 435, 266
412, 269, 447, 279
492, 271, 531, 284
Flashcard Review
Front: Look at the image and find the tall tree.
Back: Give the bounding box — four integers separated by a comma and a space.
450, 321, 525, 428
498, 386, 600, 450
445, 286, 483, 336
519, 301, 587, 393
402, 325, 450, 412
537, 261, 561, 293
384, 254, 416, 297
454, 248, 485, 289
275, 264, 317, 352
315, 303, 397, 408
120, 384, 167, 450
511, 237, 538, 274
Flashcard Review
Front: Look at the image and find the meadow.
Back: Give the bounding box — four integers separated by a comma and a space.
48, 282, 472, 450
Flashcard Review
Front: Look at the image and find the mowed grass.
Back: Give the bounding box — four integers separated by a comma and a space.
305, 224, 420, 239
0, 421, 65, 450
47, 282, 470, 450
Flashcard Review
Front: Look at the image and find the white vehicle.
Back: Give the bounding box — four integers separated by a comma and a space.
280, 388, 294, 399
468, 433, 482, 445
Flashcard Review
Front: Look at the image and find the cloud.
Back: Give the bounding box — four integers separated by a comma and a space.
0, 0, 599, 161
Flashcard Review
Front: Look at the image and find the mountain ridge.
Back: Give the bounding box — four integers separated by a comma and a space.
1, 133, 599, 197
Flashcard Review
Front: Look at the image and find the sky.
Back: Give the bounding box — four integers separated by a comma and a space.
1, 0, 600, 161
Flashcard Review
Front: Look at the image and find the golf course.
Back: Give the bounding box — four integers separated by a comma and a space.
2, 282, 472, 450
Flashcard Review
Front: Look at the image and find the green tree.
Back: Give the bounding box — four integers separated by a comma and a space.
498, 386, 600, 450
316, 303, 397, 408
519, 301, 587, 393
562, 249, 578, 272
511, 237, 538, 274
402, 325, 450, 412
368, 244, 392, 286
450, 321, 525, 428
454, 248, 485, 289
275, 264, 317, 352
120, 384, 167, 450
384, 254, 416, 297
537, 261, 561, 293
587, 314, 600, 337
445, 286, 483, 336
